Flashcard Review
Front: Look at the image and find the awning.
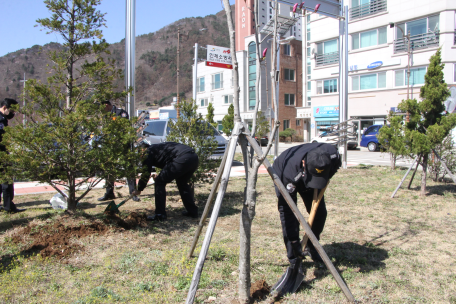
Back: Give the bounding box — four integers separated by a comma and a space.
314, 117, 339, 121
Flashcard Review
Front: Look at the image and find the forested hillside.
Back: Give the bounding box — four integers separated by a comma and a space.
0, 6, 233, 110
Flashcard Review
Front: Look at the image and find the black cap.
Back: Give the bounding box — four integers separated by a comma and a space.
305, 147, 332, 189
3, 98, 18, 108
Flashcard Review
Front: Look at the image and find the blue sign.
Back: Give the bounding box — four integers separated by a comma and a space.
311, 124, 315, 129
313, 105, 339, 118
367, 61, 383, 70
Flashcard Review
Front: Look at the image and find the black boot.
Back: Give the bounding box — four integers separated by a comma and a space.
271, 259, 304, 296
146, 214, 167, 221
182, 210, 198, 218
98, 193, 115, 201
131, 195, 140, 202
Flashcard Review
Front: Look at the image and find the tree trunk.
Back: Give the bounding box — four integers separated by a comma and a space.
239, 164, 259, 303
67, 177, 77, 211
390, 153, 396, 170
421, 153, 428, 196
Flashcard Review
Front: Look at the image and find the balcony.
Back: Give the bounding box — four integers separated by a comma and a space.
393, 31, 440, 54
315, 52, 339, 67
349, 0, 387, 20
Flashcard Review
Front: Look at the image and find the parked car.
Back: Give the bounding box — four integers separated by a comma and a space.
311, 131, 358, 150
360, 124, 383, 152
142, 119, 228, 158
255, 135, 269, 146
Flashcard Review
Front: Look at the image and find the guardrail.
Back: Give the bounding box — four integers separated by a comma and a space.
349, 0, 387, 20
315, 51, 339, 67
394, 31, 439, 53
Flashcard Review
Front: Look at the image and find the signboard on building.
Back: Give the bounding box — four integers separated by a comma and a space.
367, 61, 383, 70
207, 45, 233, 69
313, 105, 339, 118
159, 112, 169, 120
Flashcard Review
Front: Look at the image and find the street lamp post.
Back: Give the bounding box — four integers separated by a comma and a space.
177, 27, 180, 118
19, 73, 26, 126
392, 23, 412, 122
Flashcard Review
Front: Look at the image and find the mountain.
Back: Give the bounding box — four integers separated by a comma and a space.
0, 6, 234, 110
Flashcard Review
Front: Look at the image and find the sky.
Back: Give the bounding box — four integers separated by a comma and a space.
0, 0, 236, 57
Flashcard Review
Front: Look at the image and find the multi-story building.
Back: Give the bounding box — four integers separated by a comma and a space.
195, 0, 306, 139
305, 0, 456, 140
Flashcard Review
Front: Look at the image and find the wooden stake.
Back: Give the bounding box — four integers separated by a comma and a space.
391, 156, 419, 198
185, 123, 241, 304
188, 140, 231, 258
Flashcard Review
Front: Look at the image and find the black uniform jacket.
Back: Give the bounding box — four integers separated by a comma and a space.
111, 105, 129, 119
137, 142, 194, 191
273, 142, 340, 194
0, 112, 9, 153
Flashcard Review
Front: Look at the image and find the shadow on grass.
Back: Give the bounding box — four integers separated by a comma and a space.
287, 241, 388, 296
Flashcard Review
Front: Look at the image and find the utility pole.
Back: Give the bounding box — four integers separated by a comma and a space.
177, 27, 180, 118
395, 24, 412, 122
125, 0, 136, 118
19, 73, 26, 126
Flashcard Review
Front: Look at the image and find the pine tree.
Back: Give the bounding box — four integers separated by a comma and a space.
221, 103, 234, 136
377, 111, 407, 170
166, 99, 220, 185
399, 48, 456, 195
206, 102, 217, 128
0, 0, 138, 211
255, 111, 270, 139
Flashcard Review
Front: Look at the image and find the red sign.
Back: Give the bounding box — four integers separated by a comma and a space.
206, 61, 233, 69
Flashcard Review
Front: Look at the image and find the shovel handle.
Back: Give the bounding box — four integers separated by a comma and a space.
117, 194, 135, 208
301, 183, 328, 249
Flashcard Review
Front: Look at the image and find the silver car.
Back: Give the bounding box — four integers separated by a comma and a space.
142, 119, 228, 158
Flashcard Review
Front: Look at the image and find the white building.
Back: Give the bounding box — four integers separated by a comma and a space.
195, 0, 304, 134
305, 0, 456, 139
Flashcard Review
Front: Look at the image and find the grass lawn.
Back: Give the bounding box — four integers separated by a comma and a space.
0, 160, 455, 303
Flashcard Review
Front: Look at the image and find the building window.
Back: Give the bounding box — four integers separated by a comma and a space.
248, 42, 256, 111
396, 15, 439, 39
316, 39, 339, 66
283, 120, 290, 130
200, 98, 208, 107
394, 15, 440, 53
454, 63, 456, 82
316, 79, 338, 94
296, 119, 301, 126
352, 27, 387, 50
395, 67, 427, 87
197, 77, 205, 92
284, 94, 295, 106
223, 95, 234, 104
217, 121, 223, 131
283, 44, 291, 56
284, 69, 295, 81
350, 0, 387, 20
212, 73, 223, 90
352, 72, 386, 91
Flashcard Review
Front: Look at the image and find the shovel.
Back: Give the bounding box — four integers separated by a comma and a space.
104, 194, 134, 213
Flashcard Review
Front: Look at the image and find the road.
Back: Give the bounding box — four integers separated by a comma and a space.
235, 142, 414, 168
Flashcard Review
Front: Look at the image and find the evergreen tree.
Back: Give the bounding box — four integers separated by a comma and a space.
206, 102, 217, 128
221, 103, 234, 136
377, 111, 407, 170
166, 99, 220, 185
399, 48, 456, 195
0, 0, 138, 211
255, 111, 270, 139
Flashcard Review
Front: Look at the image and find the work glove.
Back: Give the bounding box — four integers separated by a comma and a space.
291, 241, 305, 260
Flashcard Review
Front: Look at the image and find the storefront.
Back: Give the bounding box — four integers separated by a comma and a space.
313, 105, 339, 136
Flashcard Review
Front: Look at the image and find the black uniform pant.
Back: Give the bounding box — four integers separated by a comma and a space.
1, 182, 16, 211
277, 187, 327, 263
105, 178, 136, 196
154, 152, 199, 216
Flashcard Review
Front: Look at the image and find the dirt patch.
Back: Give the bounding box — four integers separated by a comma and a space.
12, 221, 111, 259
103, 212, 149, 230
250, 279, 270, 301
